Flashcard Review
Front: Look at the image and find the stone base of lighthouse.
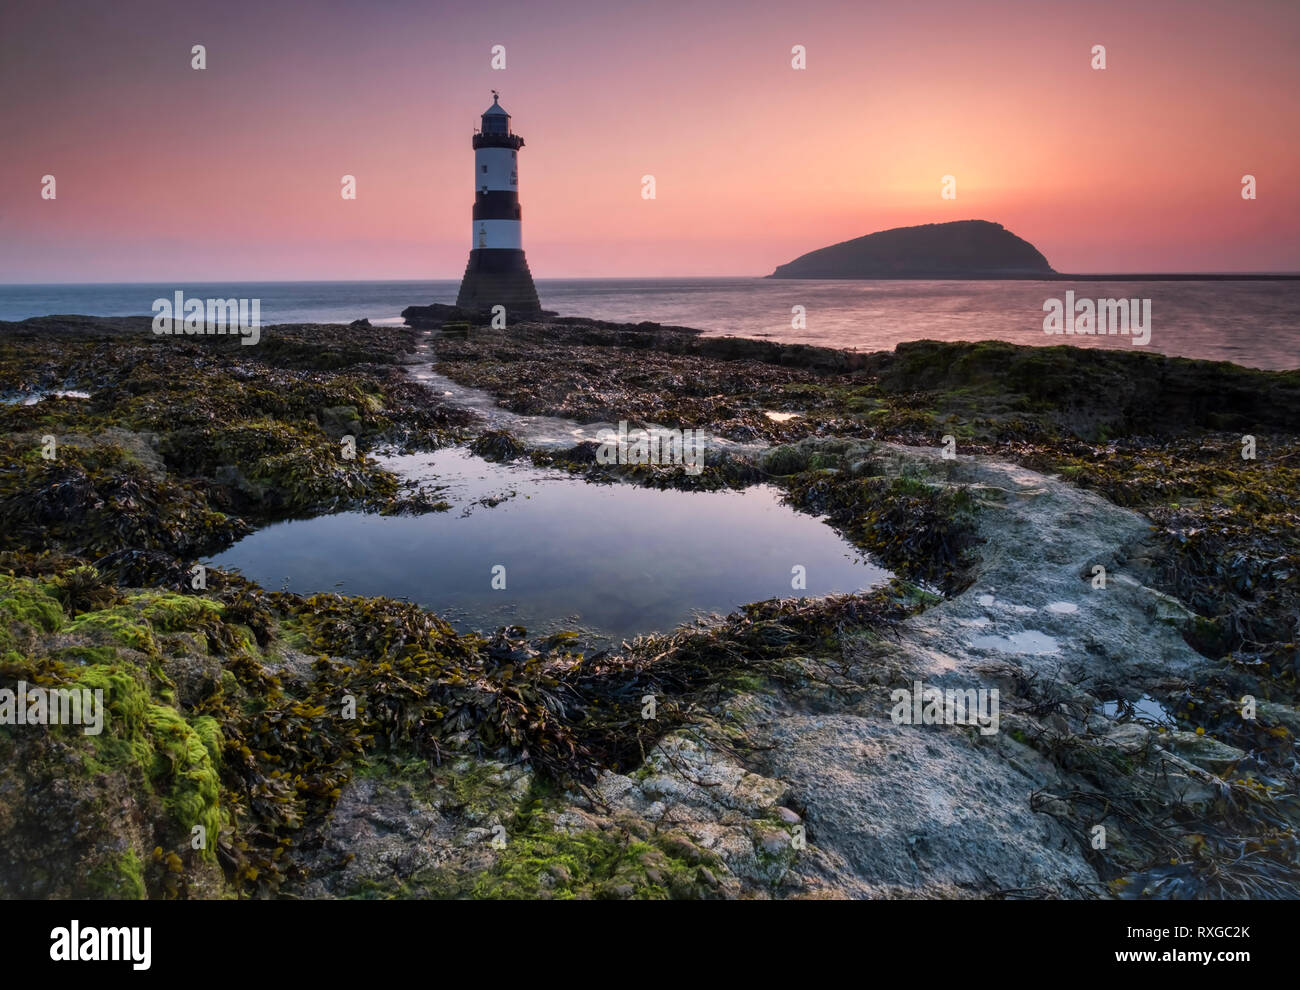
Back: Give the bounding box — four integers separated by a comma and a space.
455, 249, 541, 317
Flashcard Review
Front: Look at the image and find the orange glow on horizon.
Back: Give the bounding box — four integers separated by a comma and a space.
2, 0, 1297, 281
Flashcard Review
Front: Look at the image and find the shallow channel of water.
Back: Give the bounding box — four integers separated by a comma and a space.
402, 329, 768, 455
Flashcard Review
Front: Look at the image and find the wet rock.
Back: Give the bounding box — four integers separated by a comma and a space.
159, 652, 223, 708
1160, 730, 1246, 775
1146, 586, 1199, 629
1099, 722, 1151, 755
1255, 700, 1300, 735
319, 405, 362, 437
753, 825, 793, 857
214, 463, 265, 500
1152, 769, 1221, 812
401, 303, 467, 328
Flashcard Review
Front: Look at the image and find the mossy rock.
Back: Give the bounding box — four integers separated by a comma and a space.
471, 818, 706, 900
0, 574, 65, 651
86, 849, 147, 899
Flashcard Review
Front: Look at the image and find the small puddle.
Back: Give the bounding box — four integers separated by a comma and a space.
1099, 694, 1176, 725
969, 630, 1060, 655
1, 389, 91, 406
209, 448, 891, 643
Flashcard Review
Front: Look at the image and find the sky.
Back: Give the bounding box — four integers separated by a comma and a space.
2, 0, 1298, 281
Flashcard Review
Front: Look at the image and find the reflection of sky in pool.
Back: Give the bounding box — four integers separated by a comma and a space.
1099, 695, 1176, 725
209, 448, 891, 643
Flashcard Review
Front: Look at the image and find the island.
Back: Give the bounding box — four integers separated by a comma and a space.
768, 219, 1056, 279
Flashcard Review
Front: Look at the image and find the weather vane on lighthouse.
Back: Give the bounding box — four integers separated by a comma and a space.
455, 92, 541, 316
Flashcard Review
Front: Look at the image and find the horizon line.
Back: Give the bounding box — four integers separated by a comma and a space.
5, 271, 1300, 288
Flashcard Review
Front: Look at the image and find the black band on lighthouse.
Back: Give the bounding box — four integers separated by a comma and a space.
473, 191, 522, 221
463, 249, 532, 274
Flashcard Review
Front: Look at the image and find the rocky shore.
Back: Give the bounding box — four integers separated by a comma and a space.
1, 311, 1296, 899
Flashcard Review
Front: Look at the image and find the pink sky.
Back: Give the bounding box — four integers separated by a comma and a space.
2, 0, 1297, 280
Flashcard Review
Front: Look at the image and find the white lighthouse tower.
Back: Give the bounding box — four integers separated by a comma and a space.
455, 92, 542, 315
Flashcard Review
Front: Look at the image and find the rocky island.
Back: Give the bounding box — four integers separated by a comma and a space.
769, 219, 1056, 279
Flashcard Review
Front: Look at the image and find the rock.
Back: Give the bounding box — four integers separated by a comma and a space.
462, 827, 492, 846
751, 826, 789, 856
1099, 722, 1151, 755
319, 405, 362, 437
1146, 587, 1198, 628
1255, 700, 1300, 735
401, 303, 471, 328
1153, 770, 1221, 812
159, 653, 223, 708
1045, 712, 1073, 737
758, 444, 809, 476
657, 832, 708, 864
214, 463, 265, 500
1160, 730, 1246, 775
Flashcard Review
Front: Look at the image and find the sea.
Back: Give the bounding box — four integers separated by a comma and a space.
1, 278, 1296, 371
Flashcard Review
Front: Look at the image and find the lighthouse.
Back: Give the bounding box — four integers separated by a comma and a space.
455, 92, 542, 316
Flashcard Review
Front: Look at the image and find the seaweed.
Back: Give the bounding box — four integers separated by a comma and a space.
4, 314, 1298, 901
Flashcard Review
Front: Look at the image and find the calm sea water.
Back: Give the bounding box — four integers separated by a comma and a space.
1, 278, 1296, 370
